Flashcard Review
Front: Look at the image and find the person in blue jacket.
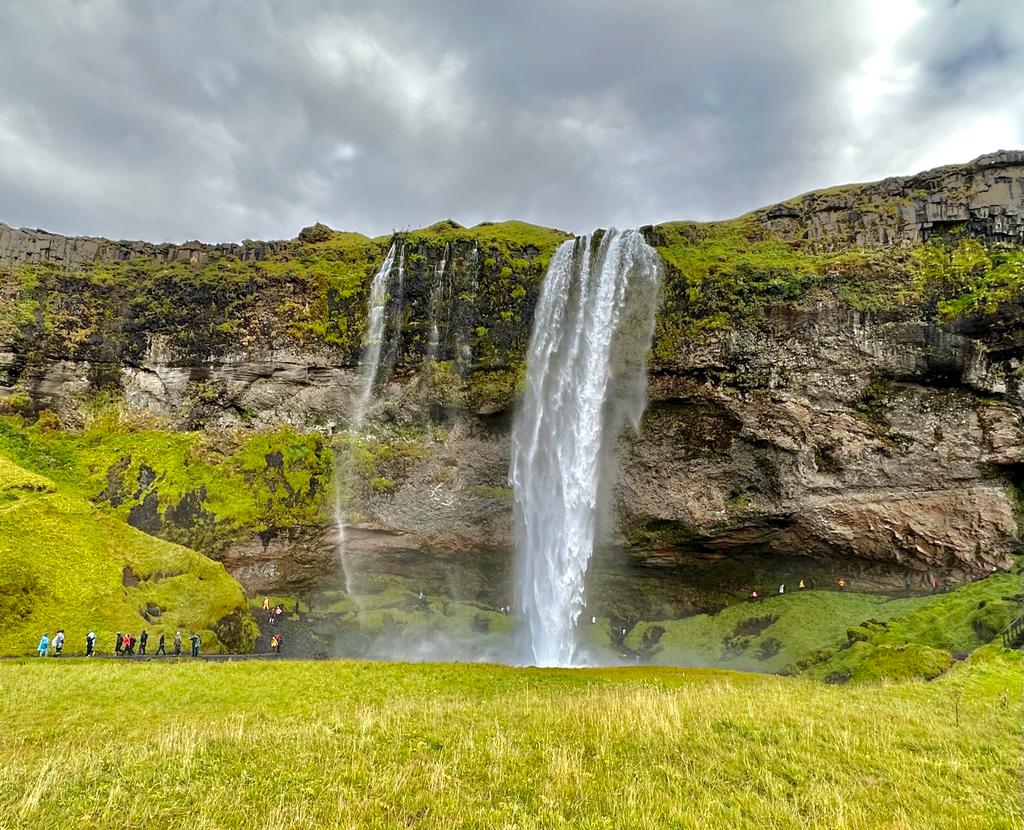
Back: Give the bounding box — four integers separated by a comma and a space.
37, 633, 49, 657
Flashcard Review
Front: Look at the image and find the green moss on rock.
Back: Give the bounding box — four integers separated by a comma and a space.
0, 452, 254, 656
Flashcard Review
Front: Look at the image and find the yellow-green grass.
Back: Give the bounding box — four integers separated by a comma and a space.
1, 649, 1020, 829
0, 453, 253, 656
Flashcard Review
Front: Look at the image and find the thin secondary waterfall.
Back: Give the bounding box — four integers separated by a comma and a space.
354, 242, 400, 423
336, 241, 402, 597
510, 229, 660, 667
425, 242, 450, 364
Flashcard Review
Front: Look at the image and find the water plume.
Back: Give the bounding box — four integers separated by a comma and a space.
510, 229, 660, 666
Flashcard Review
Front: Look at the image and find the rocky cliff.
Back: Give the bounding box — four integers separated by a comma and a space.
1, 152, 1021, 601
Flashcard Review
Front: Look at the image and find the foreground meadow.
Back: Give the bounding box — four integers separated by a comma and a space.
0, 653, 1020, 830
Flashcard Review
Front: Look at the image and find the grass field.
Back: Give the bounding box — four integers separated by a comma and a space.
1, 649, 1020, 830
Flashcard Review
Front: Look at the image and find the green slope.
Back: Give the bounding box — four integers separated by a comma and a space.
0, 453, 255, 656
612, 573, 1020, 681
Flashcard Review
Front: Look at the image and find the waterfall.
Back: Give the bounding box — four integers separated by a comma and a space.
336, 240, 401, 598
425, 242, 450, 365
353, 242, 399, 424
510, 229, 660, 667
386, 245, 407, 371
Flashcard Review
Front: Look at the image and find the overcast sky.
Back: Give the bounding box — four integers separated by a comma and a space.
0, 0, 1021, 243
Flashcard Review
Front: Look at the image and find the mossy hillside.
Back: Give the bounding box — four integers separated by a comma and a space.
910, 237, 1024, 320
617, 589, 929, 673
0, 413, 332, 554
0, 453, 254, 656
646, 217, 1023, 365
0, 219, 569, 368
0, 231, 386, 361
646, 218, 899, 362
808, 642, 956, 685
616, 572, 1018, 681
1, 654, 1019, 828
1, 220, 570, 416
371, 220, 568, 411
805, 573, 1022, 683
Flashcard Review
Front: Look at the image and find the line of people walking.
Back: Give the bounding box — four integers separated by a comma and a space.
37, 628, 202, 658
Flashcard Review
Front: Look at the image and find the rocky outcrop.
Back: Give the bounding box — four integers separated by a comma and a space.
757, 150, 1024, 248
0, 222, 290, 268
618, 296, 1023, 576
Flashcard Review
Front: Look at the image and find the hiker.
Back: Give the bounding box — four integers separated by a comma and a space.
86, 631, 96, 657
173, 631, 182, 656
124, 633, 135, 656
591, 615, 597, 624
156, 632, 166, 656
139, 630, 148, 656
274, 605, 283, 623
778, 584, 785, 595
262, 596, 270, 611
749, 589, 759, 603
189, 633, 201, 658
798, 579, 806, 590
53, 630, 65, 656
37, 633, 49, 657
837, 577, 847, 590
270, 633, 282, 654
115, 632, 124, 655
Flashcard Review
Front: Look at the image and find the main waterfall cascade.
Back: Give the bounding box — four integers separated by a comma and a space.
510, 229, 661, 667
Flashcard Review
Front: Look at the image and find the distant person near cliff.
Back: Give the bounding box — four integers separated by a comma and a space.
37, 633, 48, 657
174, 631, 182, 656
155, 632, 166, 655
86, 631, 96, 657
189, 633, 201, 658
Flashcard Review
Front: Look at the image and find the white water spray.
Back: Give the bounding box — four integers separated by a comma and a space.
510, 229, 660, 666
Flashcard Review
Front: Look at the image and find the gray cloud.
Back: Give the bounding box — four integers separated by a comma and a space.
0, 0, 1020, 243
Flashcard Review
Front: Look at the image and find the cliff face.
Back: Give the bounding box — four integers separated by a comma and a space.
757, 149, 1024, 247
1, 154, 1022, 596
